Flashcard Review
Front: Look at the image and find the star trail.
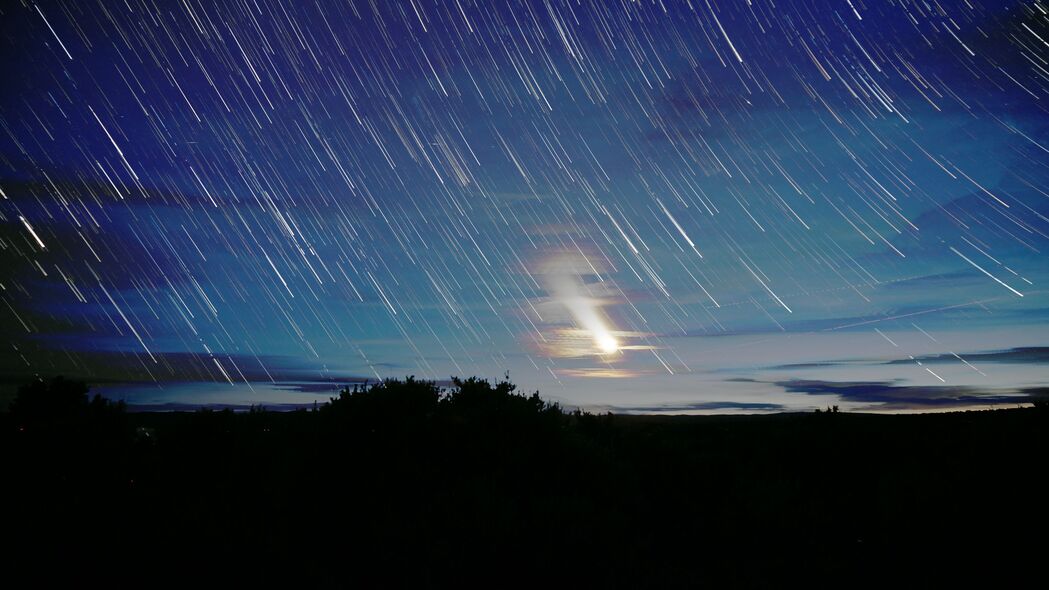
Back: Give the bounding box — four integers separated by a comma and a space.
1, 0, 1047, 412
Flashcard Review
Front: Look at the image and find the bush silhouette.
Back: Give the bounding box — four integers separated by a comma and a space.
444, 375, 560, 419
8, 376, 125, 423
9, 376, 90, 418
321, 375, 561, 425
323, 375, 441, 424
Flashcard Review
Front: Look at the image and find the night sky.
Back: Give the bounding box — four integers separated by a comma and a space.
2, 0, 1048, 412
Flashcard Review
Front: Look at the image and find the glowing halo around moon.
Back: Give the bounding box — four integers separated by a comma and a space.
596, 332, 619, 354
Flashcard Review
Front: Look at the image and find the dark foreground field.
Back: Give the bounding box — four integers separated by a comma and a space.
3, 377, 1047, 588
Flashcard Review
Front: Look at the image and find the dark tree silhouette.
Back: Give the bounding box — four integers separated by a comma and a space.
325, 375, 441, 417
9, 375, 125, 424
3, 375, 1046, 588
9, 376, 91, 419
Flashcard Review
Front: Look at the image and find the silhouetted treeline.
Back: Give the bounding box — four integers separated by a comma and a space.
3, 376, 1047, 588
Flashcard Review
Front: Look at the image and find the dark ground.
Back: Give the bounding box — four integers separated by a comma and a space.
2, 377, 1047, 588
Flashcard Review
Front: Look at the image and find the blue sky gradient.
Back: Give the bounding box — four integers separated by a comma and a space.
1, 0, 1047, 411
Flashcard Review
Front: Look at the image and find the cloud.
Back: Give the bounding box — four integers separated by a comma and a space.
765, 361, 852, 371
556, 367, 649, 379
607, 401, 785, 413
775, 378, 1034, 410
874, 190, 1049, 263
117, 401, 320, 412
763, 346, 1049, 371
0, 348, 367, 385
887, 347, 1049, 365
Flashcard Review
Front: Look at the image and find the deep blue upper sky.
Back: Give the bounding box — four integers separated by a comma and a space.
1, 0, 1047, 412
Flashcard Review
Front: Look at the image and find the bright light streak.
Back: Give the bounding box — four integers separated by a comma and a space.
19, 216, 46, 249
539, 252, 622, 357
